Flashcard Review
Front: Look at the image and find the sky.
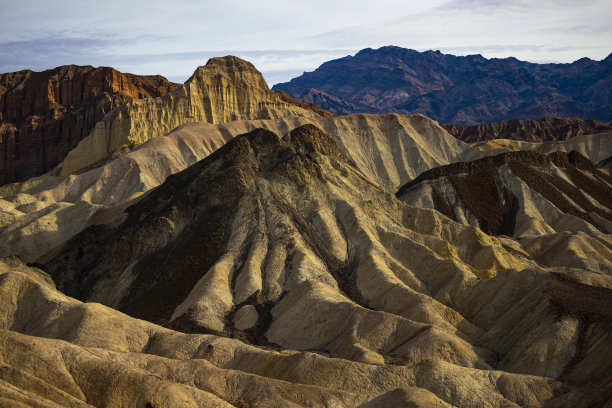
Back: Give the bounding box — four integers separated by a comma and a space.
1, 0, 611, 86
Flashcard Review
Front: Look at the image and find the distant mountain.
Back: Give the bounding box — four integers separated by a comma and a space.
443, 116, 612, 143
0, 65, 180, 185
273, 46, 612, 125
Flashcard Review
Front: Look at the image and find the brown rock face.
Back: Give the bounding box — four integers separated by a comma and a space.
443, 117, 612, 143
0, 65, 180, 184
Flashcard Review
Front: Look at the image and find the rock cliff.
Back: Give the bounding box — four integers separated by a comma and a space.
0, 65, 179, 184
59, 56, 322, 176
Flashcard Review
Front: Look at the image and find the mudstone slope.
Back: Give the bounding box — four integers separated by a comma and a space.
0, 113, 473, 264
273, 46, 612, 124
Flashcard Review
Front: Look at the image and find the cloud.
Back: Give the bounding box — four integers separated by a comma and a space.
1, 0, 610, 82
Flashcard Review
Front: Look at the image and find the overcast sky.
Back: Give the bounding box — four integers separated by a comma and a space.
1, 0, 610, 85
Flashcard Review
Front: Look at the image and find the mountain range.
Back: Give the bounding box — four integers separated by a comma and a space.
0, 56, 611, 407
273, 46, 612, 125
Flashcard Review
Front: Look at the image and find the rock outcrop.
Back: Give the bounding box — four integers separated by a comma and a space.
443, 116, 612, 143
273, 46, 612, 124
20, 125, 611, 407
58, 56, 323, 176
0, 65, 180, 184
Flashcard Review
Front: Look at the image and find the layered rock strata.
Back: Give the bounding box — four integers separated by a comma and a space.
0, 65, 180, 184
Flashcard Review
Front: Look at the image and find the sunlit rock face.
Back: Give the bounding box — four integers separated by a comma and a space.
58, 56, 323, 177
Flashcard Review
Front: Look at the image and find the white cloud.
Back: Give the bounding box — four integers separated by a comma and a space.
0, 0, 610, 82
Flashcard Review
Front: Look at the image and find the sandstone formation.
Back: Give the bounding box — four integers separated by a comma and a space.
443, 116, 612, 143
0, 65, 180, 185
6, 125, 603, 407
58, 56, 322, 177
273, 46, 612, 124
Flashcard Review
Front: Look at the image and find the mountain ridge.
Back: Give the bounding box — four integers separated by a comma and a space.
1, 54, 612, 407
273, 45, 612, 124
56, 56, 324, 177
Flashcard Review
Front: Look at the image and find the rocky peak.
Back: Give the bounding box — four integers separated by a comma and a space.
188, 56, 270, 90
43, 124, 363, 328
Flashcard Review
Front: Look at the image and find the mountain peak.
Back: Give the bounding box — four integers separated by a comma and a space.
203, 55, 259, 72
187, 55, 268, 89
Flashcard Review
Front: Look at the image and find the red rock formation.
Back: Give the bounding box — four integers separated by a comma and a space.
0, 65, 180, 185
442, 117, 612, 143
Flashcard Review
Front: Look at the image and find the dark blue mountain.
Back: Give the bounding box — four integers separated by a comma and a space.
273, 46, 612, 125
